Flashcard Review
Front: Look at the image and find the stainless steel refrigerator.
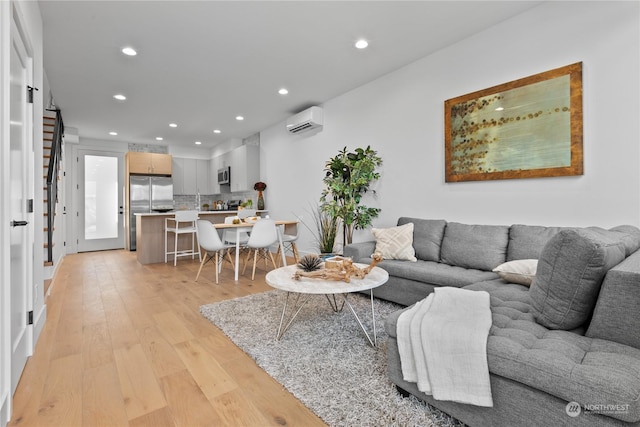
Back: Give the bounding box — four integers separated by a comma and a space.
129, 176, 174, 250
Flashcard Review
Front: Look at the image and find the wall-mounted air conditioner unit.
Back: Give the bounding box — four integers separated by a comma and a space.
286, 106, 323, 134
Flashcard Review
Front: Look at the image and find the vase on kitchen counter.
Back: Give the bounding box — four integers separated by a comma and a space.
257, 191, 265, 210
254, 181, 267, 210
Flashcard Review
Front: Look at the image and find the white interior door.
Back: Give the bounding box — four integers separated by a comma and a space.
9, 12, 33, 395
77, 150, 124, 252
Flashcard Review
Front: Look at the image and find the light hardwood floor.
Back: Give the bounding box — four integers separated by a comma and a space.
9, 250, 326, 427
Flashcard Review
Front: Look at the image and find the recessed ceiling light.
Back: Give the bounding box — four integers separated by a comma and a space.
213, 129, 221, 134
113, 94, 126, 101
236, 116, 244, 121
155, 137, 163, 141
109, 131, 118, 136
278, 88, 289, 95
355, 39, 369, 49
121, 47, 137, 56
195, 141, 202, 145
169, 123, 177, 128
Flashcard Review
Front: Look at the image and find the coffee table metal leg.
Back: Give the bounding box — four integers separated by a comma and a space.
343, 291, 377, 348
277, 292, 312, 340
324, 294, 345, 312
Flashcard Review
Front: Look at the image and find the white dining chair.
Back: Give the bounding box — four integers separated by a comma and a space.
276, 224, 299, 266
165, 210, 201, 266
223, 216, 251, 248
195, 220, 235, 283
241, 218, 279, 280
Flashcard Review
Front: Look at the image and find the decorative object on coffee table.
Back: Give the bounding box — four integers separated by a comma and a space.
297, 254, 323, 272
294, 253, 383, 283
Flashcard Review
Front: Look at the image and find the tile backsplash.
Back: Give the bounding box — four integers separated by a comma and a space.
173, 192, 256, 210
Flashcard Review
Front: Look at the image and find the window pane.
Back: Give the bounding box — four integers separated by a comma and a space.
85, 155, 118, 239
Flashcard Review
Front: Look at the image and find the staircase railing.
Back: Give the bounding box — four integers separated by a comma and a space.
46, 109, 63, 264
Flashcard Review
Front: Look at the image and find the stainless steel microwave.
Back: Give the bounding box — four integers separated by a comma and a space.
217, 167, 230, 185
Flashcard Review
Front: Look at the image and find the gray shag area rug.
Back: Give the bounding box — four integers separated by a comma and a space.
199, 290, 465, 427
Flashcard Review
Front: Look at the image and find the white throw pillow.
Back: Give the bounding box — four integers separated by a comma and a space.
371, 223, 417, 262
493, 259, 538, 286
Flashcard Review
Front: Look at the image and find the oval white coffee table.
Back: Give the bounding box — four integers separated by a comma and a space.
265, 264, 389, 347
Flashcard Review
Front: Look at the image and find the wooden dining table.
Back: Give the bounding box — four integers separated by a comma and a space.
212, 220, 299, 281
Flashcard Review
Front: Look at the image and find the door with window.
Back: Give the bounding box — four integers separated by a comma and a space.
77, 150, 124, 252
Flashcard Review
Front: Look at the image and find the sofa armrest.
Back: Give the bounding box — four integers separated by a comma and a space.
586, 249, 640, 349
343, 241, 376, 261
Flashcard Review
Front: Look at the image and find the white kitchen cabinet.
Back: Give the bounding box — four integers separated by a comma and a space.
210, 156, 220, 194
229, 145, 260, 193
196, 159, 210, 194
182, 158, 198, 194
172, 157, 185, 194
172, 157, 210, 194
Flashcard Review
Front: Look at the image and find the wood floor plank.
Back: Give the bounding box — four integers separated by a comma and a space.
152, 310, 195, 345
113, 343, 167, 420
36, 354, 83, 427
138, 325, 186, 379
82, 362, 129, 426
159, 369, 224, 426
211, 388, 274, 427
173, 339, 238, 400
82, 322, 114, 370
129, 407, 177, 427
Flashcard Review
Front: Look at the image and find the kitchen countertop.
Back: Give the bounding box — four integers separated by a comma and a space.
134, 210, 268, 216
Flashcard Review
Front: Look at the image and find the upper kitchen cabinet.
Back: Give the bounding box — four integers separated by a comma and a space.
127, 152, 172, 175
209, 156, 220, 194
196, 159, 211, 194
172, 157, 211, 194
229, 145, 259, 193
172, 158, 185, 194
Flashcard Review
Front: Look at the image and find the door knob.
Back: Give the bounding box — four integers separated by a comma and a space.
11, 220, 28, 227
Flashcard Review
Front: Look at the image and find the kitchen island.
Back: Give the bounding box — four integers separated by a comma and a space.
134, 210, 268, 265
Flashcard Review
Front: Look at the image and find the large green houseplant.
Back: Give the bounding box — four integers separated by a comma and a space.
320, 146, 382, 246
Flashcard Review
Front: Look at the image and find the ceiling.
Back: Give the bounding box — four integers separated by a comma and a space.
39, 1, 542, 149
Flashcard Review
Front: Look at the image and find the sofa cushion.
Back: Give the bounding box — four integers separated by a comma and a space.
506, 224, 567, 261
608, 225, 640, 256
529, 228, 627, 330
586, 250, 640, 349
378, 259, 499, 289
440, 222, 509, 271
492, 259, 537, 286
397, 218, 446, 262
371, 222, 417, 261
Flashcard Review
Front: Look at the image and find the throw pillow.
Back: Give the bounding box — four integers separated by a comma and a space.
371, 223, 417, 262
529, 228, 627, 330
492, 259, 538, 286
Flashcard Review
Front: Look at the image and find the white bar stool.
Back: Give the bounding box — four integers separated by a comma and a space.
165, 210, 201, 266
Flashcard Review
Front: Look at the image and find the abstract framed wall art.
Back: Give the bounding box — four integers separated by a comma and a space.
444, 62, 583, 182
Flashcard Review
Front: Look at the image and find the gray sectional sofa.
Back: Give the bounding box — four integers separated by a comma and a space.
344, 218, 640, 427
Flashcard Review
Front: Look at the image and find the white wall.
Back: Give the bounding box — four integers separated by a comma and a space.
260, 1, 640, 255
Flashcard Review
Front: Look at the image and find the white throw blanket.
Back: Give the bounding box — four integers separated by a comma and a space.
396, 287, 493, 407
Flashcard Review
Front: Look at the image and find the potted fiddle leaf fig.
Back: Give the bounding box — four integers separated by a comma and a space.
320, 146, 382, 246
